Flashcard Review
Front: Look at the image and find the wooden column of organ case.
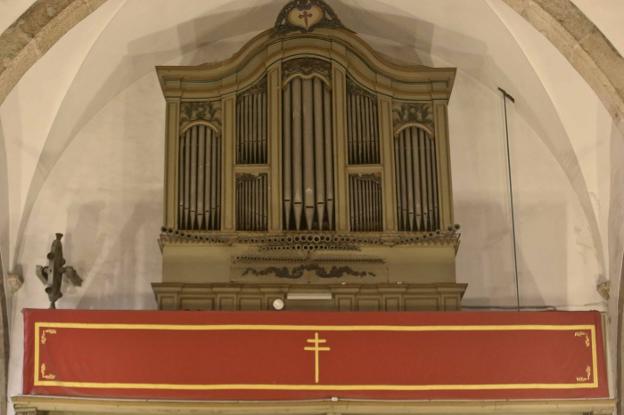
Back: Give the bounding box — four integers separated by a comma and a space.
153, 0, 466, 311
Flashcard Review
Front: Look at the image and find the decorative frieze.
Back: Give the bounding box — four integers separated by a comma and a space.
392, 101, 434, 134
159, 226, 461, 250
282, 58, 332, 83
179, 101, 221, 132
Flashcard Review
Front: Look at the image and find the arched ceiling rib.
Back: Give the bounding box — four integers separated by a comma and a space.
502, 0, 624, 133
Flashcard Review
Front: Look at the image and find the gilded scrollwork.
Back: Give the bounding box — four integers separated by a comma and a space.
242, 264, 375, 279
282, 58, 332, 84
574, 331, 591, 348
179, 101, 221, 131
576, 365, 592, 383
393, 101, 434, 133
347, 78, 375, 99
41, 328, 56, 345
274, 0, 344, 34
239, 76, 267, 97
40, 363, 56, 380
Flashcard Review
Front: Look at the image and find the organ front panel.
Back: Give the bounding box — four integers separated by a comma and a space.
170, 67, 448, 234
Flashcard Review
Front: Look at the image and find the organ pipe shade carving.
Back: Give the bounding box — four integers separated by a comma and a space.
347, 78, 380, 164
349, 174, 383, 232
282, 60, 335, 231
236, 174, 268, 231
178, 124, 221, 230
394, 127, 439, 232
236, 78, 267, 164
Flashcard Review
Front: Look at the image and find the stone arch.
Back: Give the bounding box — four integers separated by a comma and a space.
502, 0, 624, 133
0, 0, 106, 104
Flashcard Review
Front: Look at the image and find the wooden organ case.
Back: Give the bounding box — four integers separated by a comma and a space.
153, 0, 466, 311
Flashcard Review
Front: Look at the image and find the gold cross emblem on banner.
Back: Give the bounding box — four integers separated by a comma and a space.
304, 332, 331, 383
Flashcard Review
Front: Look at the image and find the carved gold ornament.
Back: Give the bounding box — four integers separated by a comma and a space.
40, 328, 56, 345
575, 331, 591, 348
287, 4, 323, 31
576, 365, 592, 383
40, 363, 56, 380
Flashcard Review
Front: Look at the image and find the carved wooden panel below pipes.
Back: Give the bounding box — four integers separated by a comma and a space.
394, 126, 439, 232
282, 58, 335, 231
236, 77, 267, 164
349, 174, 383, 232
347, 78, 380, 165
178, 124, 221, 230
236, 174, 268, 231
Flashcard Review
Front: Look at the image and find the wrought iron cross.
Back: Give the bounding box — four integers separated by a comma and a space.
36, 233, 82, 309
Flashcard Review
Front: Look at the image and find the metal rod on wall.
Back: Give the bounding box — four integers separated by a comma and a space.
498, 87, 520, 311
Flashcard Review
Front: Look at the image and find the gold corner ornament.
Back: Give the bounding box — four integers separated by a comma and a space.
40, 328, 57, 345
304, 332, 330, 383
40, 363, 56, 380
574, 331, 591, 348
576, 365, 592, 383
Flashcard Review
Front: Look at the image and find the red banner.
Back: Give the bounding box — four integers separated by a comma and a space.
23, 309, 608, 400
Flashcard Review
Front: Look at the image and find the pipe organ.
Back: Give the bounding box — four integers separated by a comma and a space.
155, 0, 464, 312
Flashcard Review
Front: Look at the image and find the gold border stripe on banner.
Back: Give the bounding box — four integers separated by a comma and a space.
32, 322, 599, 391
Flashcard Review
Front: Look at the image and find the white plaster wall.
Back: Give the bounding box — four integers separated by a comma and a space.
0, 0, 124, 268
0, 0, 35, 34
7, 70, 164, 409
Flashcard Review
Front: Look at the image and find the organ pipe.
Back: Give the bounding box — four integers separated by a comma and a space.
347, 78, 380, 165
394, 127, 439, 232
349, 175, 383, 232
282, 71, 335, 231
178, 124, 221, 230
236, 174, 268, 231
236, 78, 267, 164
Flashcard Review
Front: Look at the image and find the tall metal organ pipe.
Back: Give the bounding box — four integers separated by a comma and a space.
236, 174, 268, 231
347, 79, 380, 165
236, 78, 267, 164
394, 127, 439, 232
178, 124, 221, 230
282, 76, 335, 230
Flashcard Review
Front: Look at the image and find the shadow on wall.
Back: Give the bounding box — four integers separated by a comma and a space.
455, 198, 566, 308
75, 197, 160, 309
65, 0, 493, 165
64, 201, 105, 276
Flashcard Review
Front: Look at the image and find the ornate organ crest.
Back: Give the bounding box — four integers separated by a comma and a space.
274, 0, 344, 34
